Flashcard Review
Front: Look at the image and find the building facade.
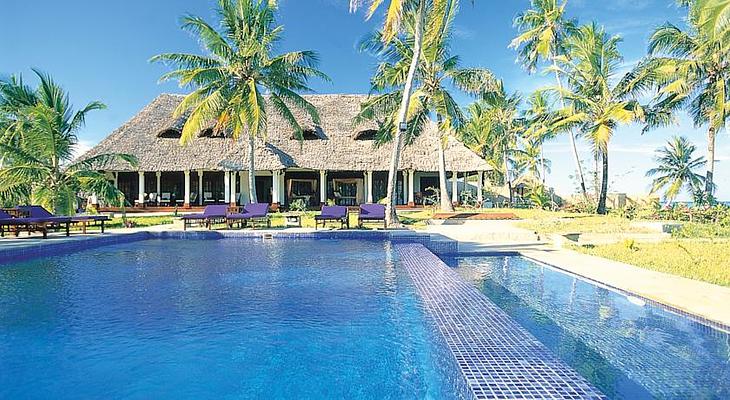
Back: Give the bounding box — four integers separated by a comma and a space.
81, 94, 491, 209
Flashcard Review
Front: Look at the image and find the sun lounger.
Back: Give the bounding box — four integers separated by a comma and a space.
314, 206, 349, 229
227, 203, 270, 229
5, 207, 72, 238
180, 205, 229, 230
358, 204, 386, 229
71, 214, 110, 233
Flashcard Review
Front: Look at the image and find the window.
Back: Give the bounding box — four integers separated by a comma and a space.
199, 128, 226, 138
354, 129, 378, 140
292, 128, 321, 140
158, 129, 181, 138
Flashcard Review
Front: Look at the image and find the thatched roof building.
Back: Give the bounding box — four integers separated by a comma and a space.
82, 93, 490, 172
84, 94, 490, 208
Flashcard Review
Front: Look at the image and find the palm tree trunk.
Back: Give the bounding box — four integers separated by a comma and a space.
437, 134, 454, 212
705, 126, 716, 195
384, 0, 425, 228
503, 152, 513, 204
540, 144, 546, 186
248, 134, 258, 203
596, 150, 609, 215
552, 61, 588, 199
436, 114, 454, 212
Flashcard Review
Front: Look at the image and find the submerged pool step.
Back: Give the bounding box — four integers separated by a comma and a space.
395, 243, 606, 400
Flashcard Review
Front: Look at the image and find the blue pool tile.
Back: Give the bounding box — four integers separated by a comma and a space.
395, 243, 606, 400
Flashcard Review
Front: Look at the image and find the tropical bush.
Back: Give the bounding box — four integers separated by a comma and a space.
0, 71, 136, 215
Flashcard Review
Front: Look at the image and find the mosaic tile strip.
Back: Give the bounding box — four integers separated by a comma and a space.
395, 243, 606, 400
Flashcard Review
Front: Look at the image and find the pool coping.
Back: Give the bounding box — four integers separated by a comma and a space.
0, 229, 459, 265
396, 243, 606, 400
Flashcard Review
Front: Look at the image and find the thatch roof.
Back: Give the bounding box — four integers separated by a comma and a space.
81, 93, 491, 173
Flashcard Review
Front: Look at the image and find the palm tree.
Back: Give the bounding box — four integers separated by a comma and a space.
679, 0, 730, 42
631, 6, 730, 197
646, 136, 706, 202
0, 71, 136, 214
511, 0, 589, 198
523, 90, 558, 185
461, 84, 523, 203
356, 0, 496, 212
555, 24, 644, 214
350, 0, 446, 226
151, 0, 327, 203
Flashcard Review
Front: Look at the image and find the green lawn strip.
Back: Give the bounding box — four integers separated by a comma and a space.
516, 215, 655, 235
572, 240, 730, 287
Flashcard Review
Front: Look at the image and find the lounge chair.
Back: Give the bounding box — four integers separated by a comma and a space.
180, 204, 229, 230
160, 192, 171, 206
314, 206, 349, 229
203, 192, 215, 204
0, 210, 36, 238
227, 203, 270, 229
12, 206, 73, 238
358, 204, 386, 229
18, 205, 108, 235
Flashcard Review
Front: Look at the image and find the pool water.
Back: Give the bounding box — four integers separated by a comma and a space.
451, 255, 730, 400
0, 239, 459, 399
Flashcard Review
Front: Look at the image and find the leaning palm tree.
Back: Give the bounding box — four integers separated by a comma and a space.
350, 0, 447, 226
630, 9, 730, 197
152, 0, 327, 203
511, 0, 589, 198
0, 71, 136, 215
355, 0, 496, 212
555, 24, 644, 214
646, 136, 706, 202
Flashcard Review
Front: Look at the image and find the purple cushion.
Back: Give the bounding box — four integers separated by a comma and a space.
359, 204, 385, 219
17, 205, 54, 218
241, 203, 269, 218
202, 205, 229, 217
316, 206, 347, 219
181, 213, 205, 220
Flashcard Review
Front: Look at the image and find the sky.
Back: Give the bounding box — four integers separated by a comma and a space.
1, 0, 727, 200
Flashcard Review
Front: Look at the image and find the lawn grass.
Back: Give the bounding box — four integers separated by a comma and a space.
573, 240, 730, 287
516, 214, 655, 234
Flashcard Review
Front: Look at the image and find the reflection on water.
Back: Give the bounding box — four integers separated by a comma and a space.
451, 256, 730, 400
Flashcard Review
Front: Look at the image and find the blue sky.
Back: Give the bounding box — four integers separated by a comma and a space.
2, 0, 726, 200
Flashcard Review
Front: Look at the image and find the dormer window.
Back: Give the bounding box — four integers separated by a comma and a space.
158, 129, 182, 138
354, 129, 378, 140
199, 127, 226, 138
293, 128, 322, 140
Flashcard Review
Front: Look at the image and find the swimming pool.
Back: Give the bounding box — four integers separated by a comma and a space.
0, 239, 462, 399
451, 255, 730, 399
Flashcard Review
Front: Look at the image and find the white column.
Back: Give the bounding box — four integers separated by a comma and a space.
407, 170, 415, 205
184, 170, 191, 206
477, 171, 484, 203
155, 171, 161, 205
271, 171, 280, 204
239, 171, 247, 205
224, 171, 230, 204
319, 170, 326, 204
198, 170, 204, 205
229, 171, 237, 205
113, 172, 118, 188
451, 171, 459, 204
279, 170, 286, 204
137, 171, 145, 205
366, 171, 373, 203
